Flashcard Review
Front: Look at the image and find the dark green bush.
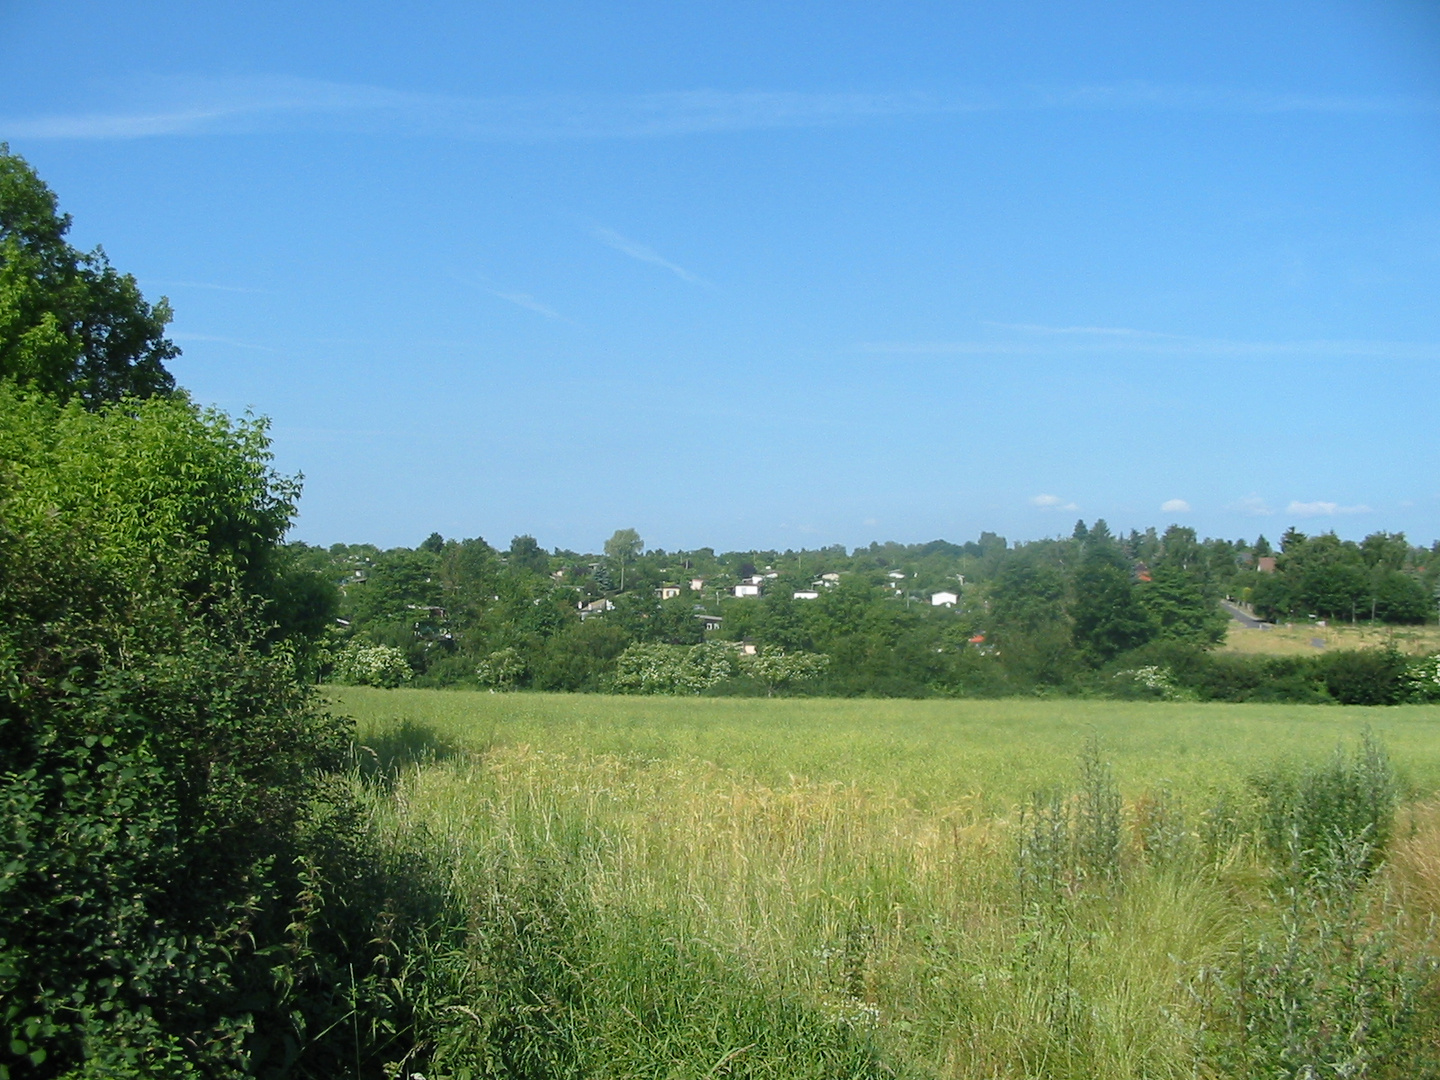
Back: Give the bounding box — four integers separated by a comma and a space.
1316, 646, 1411, 706
1187, 654, 1324, 703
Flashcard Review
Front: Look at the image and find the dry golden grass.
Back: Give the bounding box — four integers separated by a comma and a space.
1220, 619, 1440, 657
1389, 799, 1440, 931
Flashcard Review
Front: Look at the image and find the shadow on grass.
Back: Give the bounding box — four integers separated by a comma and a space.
353, 718, 466, 787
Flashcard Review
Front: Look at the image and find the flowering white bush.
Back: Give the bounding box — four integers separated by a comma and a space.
476, 646, 527, 690
611, 641, 830, 695
1403, 654, 1440, 703
333, 642, 412, 688
611, 642, 738, 694
1111, 665, 1188, 701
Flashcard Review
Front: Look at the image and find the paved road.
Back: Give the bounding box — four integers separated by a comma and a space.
1221, 599, 1271, 629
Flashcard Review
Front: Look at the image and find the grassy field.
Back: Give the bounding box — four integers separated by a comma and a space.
1220, 617, 1440, 657
333, 689, 1440, 1079
331, 687, 1440, 809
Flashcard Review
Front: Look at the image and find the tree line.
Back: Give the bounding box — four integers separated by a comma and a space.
306, 518, 1440, 703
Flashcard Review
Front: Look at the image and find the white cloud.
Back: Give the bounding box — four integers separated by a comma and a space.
1286, 500, 1372, 517
1031, 494, 1079, 511
591, 227, 700, 283
1229, 495, 1274, 517
1160, 498, 1191, 513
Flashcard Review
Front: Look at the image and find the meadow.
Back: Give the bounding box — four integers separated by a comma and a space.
332, 689, 1440, 1079
1220, 618, 1440, 658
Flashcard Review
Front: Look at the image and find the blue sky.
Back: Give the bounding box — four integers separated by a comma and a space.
3, 2, 1438, 553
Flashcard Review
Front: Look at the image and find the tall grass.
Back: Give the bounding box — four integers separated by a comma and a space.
342, 693, 1440, 1078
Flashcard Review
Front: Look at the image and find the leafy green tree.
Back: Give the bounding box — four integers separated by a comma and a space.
345, 547, 443, 626
0, 146, 177, 405
989, 557, 1068, 637
742, 645, 831, 696
1136, 526, 1227, 646
1373, 571, 1430, 624
1138, 565, 1227, 646
530, 620, 629, 691
604, 527, 643, 591
1071, 545, 1156, 664
509, 533, 551, 575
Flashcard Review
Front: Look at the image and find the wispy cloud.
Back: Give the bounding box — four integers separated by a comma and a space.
488, 289, 564, 321
5, 75, 1435, 142
1031, 493, 1079, 511
1230, 495, 1274, 517
0, 77, 976, 141
591, 226, 701, 283
455, 273, 569, 322
169, 331, 273, 351
1161, 498, 1192, 513
152, 279, 270, 294
858, 323, 1440, 361
1286, 500, 1372, 517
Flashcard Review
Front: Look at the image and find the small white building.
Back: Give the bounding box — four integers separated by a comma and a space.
887, 570, 905, 580
657, 585, 681, 600
689, 577, 707, 591
819, 572, 841, 585
931, 591, 959, 607
734, 582, 762, 598
793, 589, 820, 600
578, 598, 615, 620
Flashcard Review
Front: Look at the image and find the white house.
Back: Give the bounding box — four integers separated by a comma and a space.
887, 570, 905, 580
689, 577, 707, 591
793, 589, 820, 600
578, 598, 615, 620
657, 585, 681, 600
931, 591, 959, 607
819, 572, 841, 585
734, 582, 762, 598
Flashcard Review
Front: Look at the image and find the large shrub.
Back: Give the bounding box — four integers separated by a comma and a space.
0, 388, 414, 1077
1316, 645, 1410, 706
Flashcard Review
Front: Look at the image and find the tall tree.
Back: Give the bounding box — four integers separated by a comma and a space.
509, 533, 551, 575
604, 528, 643, 591
1, 146, 180, 408
0, 146, 178, 405
1071, 538, 1156, 663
